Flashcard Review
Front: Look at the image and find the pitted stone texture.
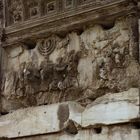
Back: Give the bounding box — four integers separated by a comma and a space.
82, 102, 138, 127
0, 88, 139, 138
82, 88, 140, 127
14, 125, 140, 140
88, 88, 139, 106
0, 102, 84, 138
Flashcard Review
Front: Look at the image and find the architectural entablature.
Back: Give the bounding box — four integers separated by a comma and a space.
1, 0, 138, 47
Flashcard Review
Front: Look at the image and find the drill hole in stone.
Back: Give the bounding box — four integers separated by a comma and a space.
21, 40, 36, 50
94, 127, 102, 134
1, 111, 9, 116
132, 122, 140, 129
18, 131, 21, 135
101, 21, 115, 30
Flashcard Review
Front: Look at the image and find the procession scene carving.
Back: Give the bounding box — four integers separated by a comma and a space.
1, 16, 139, 112
0, 0, 139, 140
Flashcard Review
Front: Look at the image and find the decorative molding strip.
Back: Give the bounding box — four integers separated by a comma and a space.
4, 0, 125, 26
2, 0, 137, 47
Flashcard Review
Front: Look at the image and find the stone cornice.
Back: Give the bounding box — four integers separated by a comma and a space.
2, 0, 137, 47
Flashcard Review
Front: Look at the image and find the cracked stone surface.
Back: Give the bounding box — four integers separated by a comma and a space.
0, 88, 139, 138
0, 1, 140, 140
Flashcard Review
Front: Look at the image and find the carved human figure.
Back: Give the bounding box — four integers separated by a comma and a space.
50, 57, 67, 91
56, 50, 80, 90
24, 62, 40, 83
3, 71, 18, 100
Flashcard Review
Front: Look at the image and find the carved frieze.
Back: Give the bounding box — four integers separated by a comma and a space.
4, 0, 125, 26
2, 0, 136, 47
1, 15, 140, 111
0, 0, 139, 113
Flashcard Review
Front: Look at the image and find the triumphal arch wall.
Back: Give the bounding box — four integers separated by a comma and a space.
0, 0, 139, 139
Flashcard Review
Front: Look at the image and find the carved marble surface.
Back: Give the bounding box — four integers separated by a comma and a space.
0, 16, 140, 112
3, 0, 136, 47
5, 0, 119, 26
0, 1, 139, 140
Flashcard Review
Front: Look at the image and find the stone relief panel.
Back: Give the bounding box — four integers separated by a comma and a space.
1, 16, 140, 113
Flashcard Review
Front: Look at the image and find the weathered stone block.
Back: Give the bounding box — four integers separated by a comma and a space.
0, 88, 139, 138
82, 88, 140, 127
14, 125, 140, 140
0, 102, 84, 138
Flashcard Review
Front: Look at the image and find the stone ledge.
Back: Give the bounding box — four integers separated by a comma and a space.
0, 102, 84, 138
0, 88, 139, 138
82, 88, 140, 127
14, 125, 140, 140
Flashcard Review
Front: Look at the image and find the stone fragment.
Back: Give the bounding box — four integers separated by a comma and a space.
0, 102, 84, 138
63, 119, 78, 135
82, 88, 140, 127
